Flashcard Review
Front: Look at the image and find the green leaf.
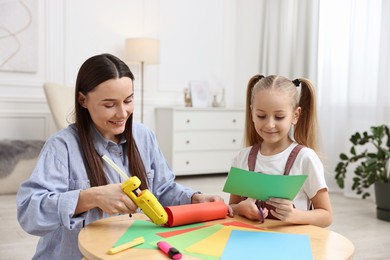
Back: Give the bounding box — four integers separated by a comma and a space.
367, 173, 377, 184
335, 162, 346, 173
340, 153, 348, 160
350, 133, 361, 145
336, 178, 344, 189
377, 150, 385, 159
352, 181, 360, 190
352, 177, 360, 182
385, 125, 390, 148
373, 125, 385, 139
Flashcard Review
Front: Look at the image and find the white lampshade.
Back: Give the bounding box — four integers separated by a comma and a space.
125, 38, 160, 64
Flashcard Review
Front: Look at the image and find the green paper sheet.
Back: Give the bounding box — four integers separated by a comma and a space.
113, 220, 204, 249
223, 167, 307, 200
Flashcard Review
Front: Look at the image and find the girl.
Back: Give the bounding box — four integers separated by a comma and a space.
16, 54, 228, 260
229, 75, 332, 227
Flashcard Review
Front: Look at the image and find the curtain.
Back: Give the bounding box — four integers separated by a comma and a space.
257, 0, 319, 80
317, 0, 390, 198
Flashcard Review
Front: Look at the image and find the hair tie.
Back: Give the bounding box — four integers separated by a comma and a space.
292, 79, 300, 87
255, 75, 265, 83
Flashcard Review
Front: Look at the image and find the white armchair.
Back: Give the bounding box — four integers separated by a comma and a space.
43, 82, 74, 130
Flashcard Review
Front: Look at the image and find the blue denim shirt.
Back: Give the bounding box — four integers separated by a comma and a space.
16, 123, 196, 260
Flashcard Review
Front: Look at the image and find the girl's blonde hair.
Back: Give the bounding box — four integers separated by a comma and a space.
244, 75, 319, 152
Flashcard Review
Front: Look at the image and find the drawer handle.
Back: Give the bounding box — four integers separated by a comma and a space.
186, 140, 190, 144
232, 139, 236, 143
186, 161, 190, 165
232, 119, 237, 123
186, 119, 190, 124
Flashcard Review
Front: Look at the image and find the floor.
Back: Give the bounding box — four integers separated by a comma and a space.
1, 174, 389, 260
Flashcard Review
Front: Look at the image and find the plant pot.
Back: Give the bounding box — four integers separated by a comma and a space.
374, 182, 390, 221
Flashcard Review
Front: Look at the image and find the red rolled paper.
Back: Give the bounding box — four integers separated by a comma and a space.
164, 201, 228, 227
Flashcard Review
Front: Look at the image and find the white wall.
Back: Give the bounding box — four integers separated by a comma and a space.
234, 0, 263, 108
0, 0, 260, 140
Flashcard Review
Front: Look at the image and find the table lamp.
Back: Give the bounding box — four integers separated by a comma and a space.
125, 38, 160, 123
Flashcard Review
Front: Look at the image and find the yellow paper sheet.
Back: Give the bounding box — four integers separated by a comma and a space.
185, 225, 262, 257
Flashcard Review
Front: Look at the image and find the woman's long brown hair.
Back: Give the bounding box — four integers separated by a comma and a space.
74, 53, 148, 189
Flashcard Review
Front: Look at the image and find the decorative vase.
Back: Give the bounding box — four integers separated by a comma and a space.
211, 95, 219, 107
183, 88, 192, 107
374, 182, 390, 221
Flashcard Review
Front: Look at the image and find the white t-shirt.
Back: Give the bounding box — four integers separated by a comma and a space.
231, 142, 328, 210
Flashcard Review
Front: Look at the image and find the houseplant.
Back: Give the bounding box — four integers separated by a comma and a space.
335, 124, 390, 221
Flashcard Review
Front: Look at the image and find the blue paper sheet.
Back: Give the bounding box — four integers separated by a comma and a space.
221, 230, 313, 260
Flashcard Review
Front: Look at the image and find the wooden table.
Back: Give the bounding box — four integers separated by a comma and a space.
79, 214, 354, 260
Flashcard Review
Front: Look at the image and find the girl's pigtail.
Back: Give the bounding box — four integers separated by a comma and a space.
244, 75, 264, 147
294, 78, 318, 152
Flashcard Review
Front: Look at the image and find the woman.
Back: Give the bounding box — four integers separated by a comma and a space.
17, 53, 228, 260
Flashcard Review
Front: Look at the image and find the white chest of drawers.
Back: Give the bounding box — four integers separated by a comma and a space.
155, 107, 245, 176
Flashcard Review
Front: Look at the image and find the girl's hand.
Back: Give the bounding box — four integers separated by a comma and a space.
236, 198, 269, 221
266, 197, 296, 222
94, 184, 138, 215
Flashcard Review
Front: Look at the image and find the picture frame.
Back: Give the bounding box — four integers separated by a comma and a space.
0, 0, 38, 72
189, 80, 209, 107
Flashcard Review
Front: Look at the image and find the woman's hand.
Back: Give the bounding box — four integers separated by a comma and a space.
96, 184, 139, 215
191, 193, 233, 217
76, 184, 138, 215
191, 193, 224, 203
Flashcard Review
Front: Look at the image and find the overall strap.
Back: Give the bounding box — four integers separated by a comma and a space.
284, 144, 305, 175
247, 143, 312, 213
248, 143, 305, 174
248, 143, 261, 171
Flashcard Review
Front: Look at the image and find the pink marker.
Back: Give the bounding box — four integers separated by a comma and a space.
157, 241, 182, 259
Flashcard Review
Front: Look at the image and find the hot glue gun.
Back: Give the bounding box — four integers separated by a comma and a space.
122, 176, 168, 225
102, 155, 168, 225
